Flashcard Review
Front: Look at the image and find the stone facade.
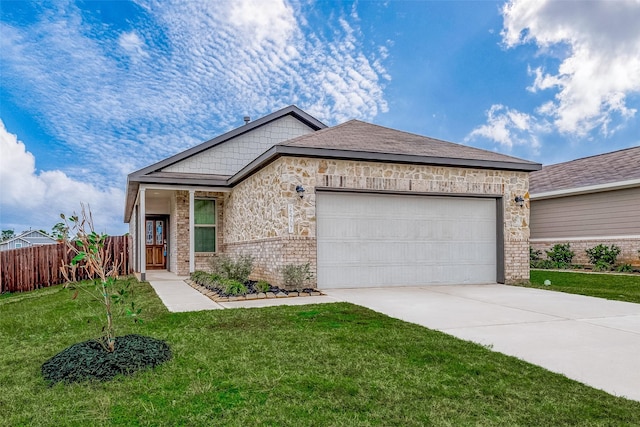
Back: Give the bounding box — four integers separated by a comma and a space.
220, 156, 532, 287
531, 238, 640, 267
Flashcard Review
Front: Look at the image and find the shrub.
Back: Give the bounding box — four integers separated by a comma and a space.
209, 254, 253, 283
545, 243, 574, 269
282, 263, 314, 291
254, 280, 271, 293
42, 335, 171, 385
190, 271, 221, 289
585, 244, 621, 271
616, 263, 633, 273
530, 247, 542, 266
532, 259, 555, 269
190, 270, 209, 284
219, 279, 247, 296
593, 260, 612, 272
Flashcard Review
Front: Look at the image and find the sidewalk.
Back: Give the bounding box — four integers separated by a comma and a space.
144, 270, 338, 312
145, 271, 221, 312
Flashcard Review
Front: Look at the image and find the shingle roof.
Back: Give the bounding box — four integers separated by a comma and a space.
530, 146, 640, 194
279, 119, 540, 168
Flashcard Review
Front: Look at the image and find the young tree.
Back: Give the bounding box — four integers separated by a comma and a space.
60, 204, 139, 352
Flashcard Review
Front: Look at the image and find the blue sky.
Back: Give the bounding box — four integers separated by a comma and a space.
1, 0, 639, 235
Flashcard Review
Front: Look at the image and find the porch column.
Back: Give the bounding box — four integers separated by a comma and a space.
139, 188, 146, 281
189, 189, 195, 274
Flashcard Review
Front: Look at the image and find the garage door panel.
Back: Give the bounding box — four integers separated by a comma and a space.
317, 192, 497, 288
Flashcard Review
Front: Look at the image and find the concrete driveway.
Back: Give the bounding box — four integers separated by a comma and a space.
323, 284, 640, 402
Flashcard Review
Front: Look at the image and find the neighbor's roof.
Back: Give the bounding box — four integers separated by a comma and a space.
0, 230, 57, 247
530, 146, 640, 194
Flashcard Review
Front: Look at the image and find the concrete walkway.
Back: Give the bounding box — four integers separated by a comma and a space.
324, 285, 640, 402
144, 271, 338, 312
145, 271, 221, 312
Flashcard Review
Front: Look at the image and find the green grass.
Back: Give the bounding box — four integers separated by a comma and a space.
1, 278, 639, 426
528, 270, 640, 303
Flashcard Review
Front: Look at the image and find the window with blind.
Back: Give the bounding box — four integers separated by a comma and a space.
194, 199, 216, 252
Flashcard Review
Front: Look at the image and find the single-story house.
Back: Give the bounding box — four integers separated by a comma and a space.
0, 230, 58, 251
124, 105, 541, 289
530, 146, 640, 266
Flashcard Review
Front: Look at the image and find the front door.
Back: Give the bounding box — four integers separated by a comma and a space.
145, 217, 167, 269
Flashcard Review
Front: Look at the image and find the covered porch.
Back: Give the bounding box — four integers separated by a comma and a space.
127, 184, 230, 280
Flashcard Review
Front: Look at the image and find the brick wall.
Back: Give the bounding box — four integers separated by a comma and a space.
174, 191, 190, 275
174, 190, 228, 275
223, 237, 316, 289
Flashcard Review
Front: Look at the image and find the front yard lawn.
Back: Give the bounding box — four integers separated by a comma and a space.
529, 270, 640, 304
1, 278, 639, 426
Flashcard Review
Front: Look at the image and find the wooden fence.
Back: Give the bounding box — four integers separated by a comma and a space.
0, 236, 131, 293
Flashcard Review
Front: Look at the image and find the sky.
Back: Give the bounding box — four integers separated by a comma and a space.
1, 0, 639, 236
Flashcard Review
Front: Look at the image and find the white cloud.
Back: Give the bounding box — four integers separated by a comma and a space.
466, 104, 549, 151
228, 0, 297, 49
118, 31, 149, 59
1, 0, 389, 190
501, 0, 640, 136
0, 120, 126, 234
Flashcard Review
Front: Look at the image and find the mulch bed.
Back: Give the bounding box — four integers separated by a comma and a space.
187, 280, 323, 302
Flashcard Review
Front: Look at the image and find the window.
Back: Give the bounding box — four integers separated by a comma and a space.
15, 242, 22, 249
194, 199, 216, 252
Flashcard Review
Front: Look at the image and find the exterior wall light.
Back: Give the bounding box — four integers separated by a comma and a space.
514, 195, 525, 207
296, 185, 305, 199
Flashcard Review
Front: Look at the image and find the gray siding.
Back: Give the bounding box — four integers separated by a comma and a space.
162, 115, 315, 176
531, 187, 640, 239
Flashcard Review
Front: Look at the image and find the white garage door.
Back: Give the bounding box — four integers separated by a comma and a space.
317, 192, 497, 289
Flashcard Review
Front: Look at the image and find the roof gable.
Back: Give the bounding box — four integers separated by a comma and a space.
20, 230, 52, 239
161, 114, 317, 176
530, 146, 640, 194
128, 105, 326, 180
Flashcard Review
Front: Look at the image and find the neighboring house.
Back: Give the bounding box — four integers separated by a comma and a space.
124, 105, 541, 289
0, 230, 59, 251
530, 146, 640, 266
